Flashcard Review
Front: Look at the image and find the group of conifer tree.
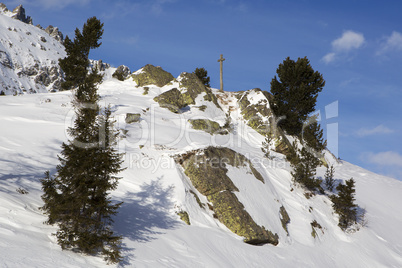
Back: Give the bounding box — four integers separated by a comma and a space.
40, 17, 124, 263
269, 57, 358, 230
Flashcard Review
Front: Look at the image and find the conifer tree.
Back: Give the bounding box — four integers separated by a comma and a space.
194, 67, 210, 87
302, 116, 327, 154
324, 165, 335, 192
331, 178, 357, 230
40, 17, 124, 264
59, 17, 104, 91
270, 57, 325, 136
261, 132, 274, 159
291, 147, 322, 192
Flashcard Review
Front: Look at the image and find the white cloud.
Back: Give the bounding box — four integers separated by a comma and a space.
366, 151, 402, 167
322, 30, 365, 64
332, 30, 365, 52
356, 124, 394, 137
377, 31, 402, 55
322, 52, 336, 64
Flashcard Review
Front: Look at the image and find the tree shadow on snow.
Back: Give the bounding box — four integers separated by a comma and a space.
114, 177, 179, 265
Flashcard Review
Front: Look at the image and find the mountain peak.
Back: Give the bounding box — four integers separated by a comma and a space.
0, 3, 32, 24
11, 4, 32, 24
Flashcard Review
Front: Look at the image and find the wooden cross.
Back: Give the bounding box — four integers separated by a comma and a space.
217, 54, 225, 92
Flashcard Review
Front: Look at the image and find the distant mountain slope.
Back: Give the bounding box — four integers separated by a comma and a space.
0, 4, 66, 95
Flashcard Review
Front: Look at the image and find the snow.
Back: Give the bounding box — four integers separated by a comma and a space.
0, 11, 402, 268
1, 79, 402, 267
0, 11, 66, 94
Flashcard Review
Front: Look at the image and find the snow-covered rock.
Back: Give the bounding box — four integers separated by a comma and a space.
0, 4, 65, 95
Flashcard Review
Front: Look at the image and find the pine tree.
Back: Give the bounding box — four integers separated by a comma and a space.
302, 116, 327, 154
194, 67, 210, 87
261, 132, 274, 159
59, 17, 104, 91
324, 165, 335, 192
291, 147, 322, 192
270, 57, 325, 136
331, 178, 357, 230
40, 17, 124, 264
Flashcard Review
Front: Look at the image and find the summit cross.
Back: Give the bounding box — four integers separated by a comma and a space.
217, 54, 225, 92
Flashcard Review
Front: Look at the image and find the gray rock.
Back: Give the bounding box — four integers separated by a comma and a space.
0, 51, 13, 69
45, 25, 64, 42
125, 113, 141, 124
0, 3, 8, 13
11, 5, 32, 25
112, 65, 131, 81
35, 71, 51, 86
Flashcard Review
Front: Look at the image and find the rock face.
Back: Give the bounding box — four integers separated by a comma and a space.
178, 72, 220, 108
236, 88, 293, 157
44, 25, 63, 42
153, 88, 187, 113
11, 5, 32, 24
188, 119, 230, 135
112, 65, 131, 81
176, 147, 278, 245
0, 3, 67, 94
132, 64, 174, 87
125, 113, 141, 124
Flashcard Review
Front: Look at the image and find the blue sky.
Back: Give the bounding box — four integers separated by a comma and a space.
4, 0, 402, 180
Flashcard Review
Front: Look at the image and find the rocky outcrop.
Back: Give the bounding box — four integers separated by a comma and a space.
236, 88, 294, 157
112, 65, 131, 81
176, 147, 278, 245
188, 119, 230, 135
125, 113, 141, 124
0, 50, 12, 69
11, 5, 32, 24
132, 64, 174, 87
179, 72, 220, 108
44, 25, 63, 42
0, 3, 8, 13
153, 88, 187, 113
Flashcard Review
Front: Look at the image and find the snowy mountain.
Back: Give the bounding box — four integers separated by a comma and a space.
0, 3, 65, 95
1, 6, 402, 268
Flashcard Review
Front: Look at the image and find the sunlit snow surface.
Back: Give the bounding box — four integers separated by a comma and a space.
1, 71, 402, 267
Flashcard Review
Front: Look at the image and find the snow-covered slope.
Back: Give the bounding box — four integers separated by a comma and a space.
1, 70, 402, 267
0, 5, 66, 95
0, 4, 402, 267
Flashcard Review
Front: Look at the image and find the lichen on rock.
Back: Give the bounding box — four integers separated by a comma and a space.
153, 88, 187, 113
177, 211, 191, 225
175, 147, 278, 245
237, 88, 272, 136
178, 72, 221, 108
132, 64, 174, 87
188, 119, 230, 135
125, 113, 141, 124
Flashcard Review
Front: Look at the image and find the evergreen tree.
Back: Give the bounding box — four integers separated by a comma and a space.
59, 17, 104, 91
302, 115, 327, 154
194, 67, 211, 87
291, 147, 322, 192
324, 165, 335, 192
270, 57, 325, 136
331, 178, 357, 230
261, 132, 274, 159
40, 17, 124, 264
